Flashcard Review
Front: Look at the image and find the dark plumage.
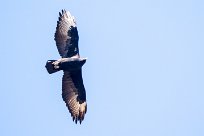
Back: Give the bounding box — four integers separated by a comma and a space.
45, 10, 87, 124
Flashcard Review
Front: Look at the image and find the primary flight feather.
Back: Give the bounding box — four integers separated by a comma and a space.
45, 10, 87, 124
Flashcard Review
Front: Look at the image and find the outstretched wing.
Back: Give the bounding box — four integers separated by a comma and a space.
54, 10, 79, 58
62, 70, 87, 124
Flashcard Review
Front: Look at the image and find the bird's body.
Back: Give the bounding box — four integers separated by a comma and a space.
45, 10, 87, 124
46, 57, 87, 74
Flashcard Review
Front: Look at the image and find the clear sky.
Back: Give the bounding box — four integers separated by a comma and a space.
0, 0, 204, 136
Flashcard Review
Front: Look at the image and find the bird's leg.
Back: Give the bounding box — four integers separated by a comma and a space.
52, 58, 69, 69
52, 60, 60, 69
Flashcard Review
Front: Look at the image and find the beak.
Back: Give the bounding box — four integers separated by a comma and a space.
82, 57, 88, 60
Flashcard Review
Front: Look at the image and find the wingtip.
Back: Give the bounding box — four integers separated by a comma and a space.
59, 9, 67, 16
62, 9, 66, 14
71, 114, 85, 124
59, 12, 62, 17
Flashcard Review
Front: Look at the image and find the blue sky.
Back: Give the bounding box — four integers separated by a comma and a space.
0, 0, 204, 136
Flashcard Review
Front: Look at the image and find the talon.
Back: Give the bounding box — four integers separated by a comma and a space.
54, 65, 60, 69
52, 60, 61, 69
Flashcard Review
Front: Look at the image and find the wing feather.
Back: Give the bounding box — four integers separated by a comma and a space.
62, 70, 87, 124
54, 10, 79, 58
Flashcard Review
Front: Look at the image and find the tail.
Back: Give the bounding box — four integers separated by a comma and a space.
45, 60, 60, 74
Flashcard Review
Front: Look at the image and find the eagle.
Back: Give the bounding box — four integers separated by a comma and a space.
45, 10, 87, 124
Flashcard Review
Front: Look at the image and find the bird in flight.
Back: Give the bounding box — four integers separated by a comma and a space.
45, 10, 87, 124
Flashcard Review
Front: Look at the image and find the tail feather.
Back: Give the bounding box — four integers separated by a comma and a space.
45, 60, 60, 74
